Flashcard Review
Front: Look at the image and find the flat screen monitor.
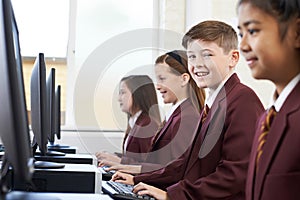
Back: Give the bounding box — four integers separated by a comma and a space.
46, 68, 56, 145
0, 0, 34, 190
30, 53, 65, 168
46, 71, 69, 149
48, 84, 70, 149
54, 85, 61, 141
54, 85, 61, 140
30, 53, 49, 156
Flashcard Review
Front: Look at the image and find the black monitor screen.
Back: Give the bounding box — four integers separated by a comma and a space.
0, 0, 34, 187
47, 68, 56, 144
30, 53, 49, 156
54, 85, 61, 140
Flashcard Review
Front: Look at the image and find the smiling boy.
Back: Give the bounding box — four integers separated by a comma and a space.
113, 20, 264, 200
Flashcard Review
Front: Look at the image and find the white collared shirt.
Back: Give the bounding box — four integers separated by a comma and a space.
165, 98, 187, 122
205, 72, 235, 108
270, 73, 300, 112
128, 110, 142, 128
124, 110, 142, 151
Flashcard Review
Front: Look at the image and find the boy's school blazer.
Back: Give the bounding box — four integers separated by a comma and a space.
135, 74, 264, 199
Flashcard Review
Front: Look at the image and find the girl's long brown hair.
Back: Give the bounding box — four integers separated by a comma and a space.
120, 75, 161, 152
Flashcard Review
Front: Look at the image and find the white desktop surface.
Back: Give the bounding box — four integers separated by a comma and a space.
32, 192, 113, 200
5, 191, 112, 200
34, 163, 99, 172
34, 153, 97, 165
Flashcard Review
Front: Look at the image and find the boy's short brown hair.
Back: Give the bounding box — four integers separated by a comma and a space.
182, 20, 238, 54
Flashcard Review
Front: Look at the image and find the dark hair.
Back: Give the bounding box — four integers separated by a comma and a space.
182, 20, 238, 54
120, 75, 161, 151
120, 75, 161, 123
155, 50, 205, 112
237, 0, 300, 39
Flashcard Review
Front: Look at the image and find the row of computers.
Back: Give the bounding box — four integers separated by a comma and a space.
0, 0, 69, 198
0, 0, 152, 199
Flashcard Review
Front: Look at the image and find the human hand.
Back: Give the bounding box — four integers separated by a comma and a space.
111, 171, 134, 185
133, 182, 168, 200
95, 151, 121, 163
98, 159, 120, 168
106, 164, 141, 174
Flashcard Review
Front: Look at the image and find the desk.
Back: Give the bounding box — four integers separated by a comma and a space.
34, 153, 97, 165
5, 191, 112, 200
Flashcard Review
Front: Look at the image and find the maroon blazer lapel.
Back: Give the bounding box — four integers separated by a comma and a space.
246, 112, 265, 200
151, 99, 190, 148
185, 74, 238, 173
254, 81, 300, 200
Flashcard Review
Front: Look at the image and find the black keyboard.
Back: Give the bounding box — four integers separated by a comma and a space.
0, 144, 5, 152
102, 181, 156, 200
99, 166, 116, 181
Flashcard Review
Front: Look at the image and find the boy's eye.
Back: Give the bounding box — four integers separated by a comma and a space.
188, 54, 196, 59
203, 53, 212, 57
201, 52, 213, 58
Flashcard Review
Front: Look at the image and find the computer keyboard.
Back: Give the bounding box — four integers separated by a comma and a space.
0, 144, 5, 152
102, 181, 156, 200
99, 166, 116, 181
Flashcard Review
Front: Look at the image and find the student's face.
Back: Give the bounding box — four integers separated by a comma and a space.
118, 81, 133, 114
238, 3, 298, 89
187, 40, 233, 90
155, 63, 182, 105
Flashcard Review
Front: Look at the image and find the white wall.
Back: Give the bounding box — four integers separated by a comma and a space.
62, 0, 275, 154
57, 131, 123, 154
185, 0, 274, 107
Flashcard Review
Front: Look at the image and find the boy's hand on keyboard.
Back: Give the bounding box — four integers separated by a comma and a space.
111, 171, 134, 185
133, 182, 169, 200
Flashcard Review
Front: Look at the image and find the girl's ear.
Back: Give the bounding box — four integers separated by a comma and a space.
181, 73, 190, 87
295, 18, 300, 48
229, 50, 239, 69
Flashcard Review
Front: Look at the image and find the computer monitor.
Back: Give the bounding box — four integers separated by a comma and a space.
54, 85, 62, 141
30, 53, 65, 168
47, 71, 69, 149
30, 53, 49, 156
47, 83, 76, 154
0, 0, 34, 191
54, 85, 61, 140
46, 68, 56, 145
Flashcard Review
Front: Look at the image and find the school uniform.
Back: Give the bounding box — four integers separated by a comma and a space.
246, 74, 300, 200
135, 73, 264, 198
138, 98, 200, 173
121, 111, 159, 164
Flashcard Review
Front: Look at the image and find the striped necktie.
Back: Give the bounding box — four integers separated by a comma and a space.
256, 106, 277, 169
201, 105, 210, 124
